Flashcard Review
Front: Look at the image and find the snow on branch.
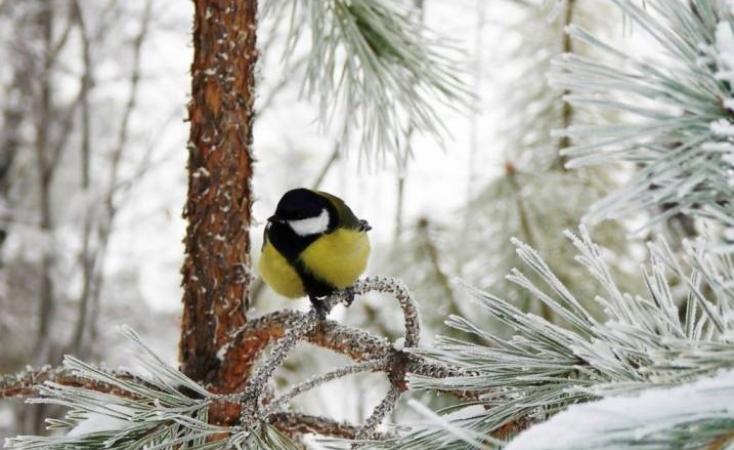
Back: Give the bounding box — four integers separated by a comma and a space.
506, 369, 734, 450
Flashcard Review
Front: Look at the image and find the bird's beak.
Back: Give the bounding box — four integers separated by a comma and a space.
268, 215, 284, 224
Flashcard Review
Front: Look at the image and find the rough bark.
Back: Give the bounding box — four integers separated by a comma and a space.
179, 0, 258, 424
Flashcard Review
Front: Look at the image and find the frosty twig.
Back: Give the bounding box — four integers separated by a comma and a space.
265, 359, 388, 415
238, 277, 422, 432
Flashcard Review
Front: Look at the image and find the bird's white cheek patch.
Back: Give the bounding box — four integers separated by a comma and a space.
289, 209, 329, 236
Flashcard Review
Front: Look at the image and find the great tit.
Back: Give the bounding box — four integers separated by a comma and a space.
258, 188, 371, 317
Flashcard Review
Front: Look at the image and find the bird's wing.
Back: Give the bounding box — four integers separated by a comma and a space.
316, 190, 370, 231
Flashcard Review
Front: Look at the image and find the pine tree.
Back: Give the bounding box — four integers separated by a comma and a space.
178, 0, 257, 424
3, 0, 733, 449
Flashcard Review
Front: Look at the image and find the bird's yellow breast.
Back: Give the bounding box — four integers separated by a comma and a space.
259, 241, 305, 298
299, 228, 370, 289
258, 229, 370, 299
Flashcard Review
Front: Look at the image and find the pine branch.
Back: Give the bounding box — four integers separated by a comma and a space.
0, 366, 144, 400
553, 0, 734, 228
448, 0, 635, 333
2, 277, 467, 447
376, 228, 734, 449
225, 277, 423, 381
264, 0, 469, 166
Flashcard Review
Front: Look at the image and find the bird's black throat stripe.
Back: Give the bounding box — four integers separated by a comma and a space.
292, 260, 336, 298
266, 222, 315, 261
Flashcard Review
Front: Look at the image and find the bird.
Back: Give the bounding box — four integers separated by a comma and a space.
258, 188, 371, 318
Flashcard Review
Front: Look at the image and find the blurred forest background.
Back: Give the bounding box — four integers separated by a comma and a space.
0, 0, 705, 444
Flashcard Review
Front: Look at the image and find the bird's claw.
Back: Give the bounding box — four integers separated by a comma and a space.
310, 287, 356, 320
342, 286, 356, 307
310, 296, 329, 320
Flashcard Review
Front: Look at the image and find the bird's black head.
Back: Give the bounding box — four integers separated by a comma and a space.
268, 188, 337, 237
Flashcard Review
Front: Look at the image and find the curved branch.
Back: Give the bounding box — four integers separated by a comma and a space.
237, 277, 422, 429
224, 308, 391, 383
357, 385, 402, 440
265, 359, 388, 415
353, 277, 420, 348
239, 308, 322, 425
226, 277, 420, 381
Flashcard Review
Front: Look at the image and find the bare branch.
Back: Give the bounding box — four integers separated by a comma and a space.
239, 307, 323, 425
86, 0, 154, 351
255, 55, 308, 117
416, 218, 461, 318
106, 0, 153, 214
311, 141, 341, 190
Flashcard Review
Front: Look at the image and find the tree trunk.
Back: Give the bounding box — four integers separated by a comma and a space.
33, 0, 55, 363
0, 71, 25, 267
179, 0, 257, 426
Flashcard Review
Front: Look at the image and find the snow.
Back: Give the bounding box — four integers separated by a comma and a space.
505, 370, 734, 450
393, 337, 405, 351
216, 343, 230, 361
67, 406, 133, 437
